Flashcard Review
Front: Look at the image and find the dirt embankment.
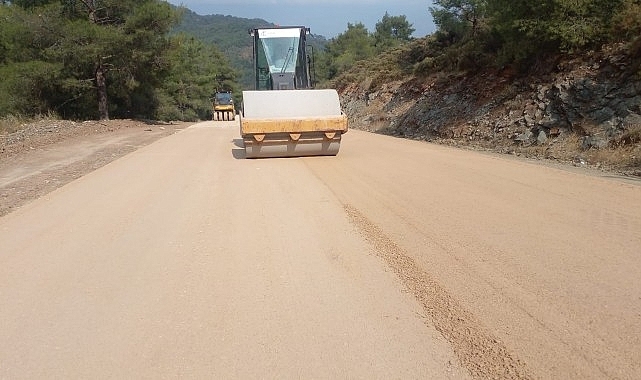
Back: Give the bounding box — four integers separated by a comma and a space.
0, 119, 187, 217
340, 43, 641, 177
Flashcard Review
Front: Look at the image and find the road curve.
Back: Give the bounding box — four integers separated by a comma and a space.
1, 121, 640, 379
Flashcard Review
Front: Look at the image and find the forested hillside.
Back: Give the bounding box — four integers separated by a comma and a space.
172, 10, 272, 90
0, 1, 336, 123
0, 0, 238, 121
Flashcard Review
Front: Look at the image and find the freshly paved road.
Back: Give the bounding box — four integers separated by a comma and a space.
1, 121, 640, 379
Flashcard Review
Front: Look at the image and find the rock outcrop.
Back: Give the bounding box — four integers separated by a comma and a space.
340, 44, 641, 176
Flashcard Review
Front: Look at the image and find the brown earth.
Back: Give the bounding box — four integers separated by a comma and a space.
0, 119, 188, 217
0, 122, 472, 379
1, 120, 640, 378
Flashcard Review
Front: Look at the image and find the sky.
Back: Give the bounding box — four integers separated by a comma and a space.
166, 0, 437, 39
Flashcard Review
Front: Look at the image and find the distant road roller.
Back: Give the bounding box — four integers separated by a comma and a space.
212, 91, 236, 121
240, 26, 348, 158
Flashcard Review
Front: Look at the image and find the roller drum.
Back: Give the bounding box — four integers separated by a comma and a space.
240, 89, 348, 158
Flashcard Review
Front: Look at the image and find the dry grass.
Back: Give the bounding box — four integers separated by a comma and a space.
616, 125, 641, 147
585, 147, 637, 169
0, 113, 59, 135
487, 132, 640, 175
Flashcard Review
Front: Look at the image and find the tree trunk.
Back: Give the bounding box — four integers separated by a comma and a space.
95, 61, 109, 120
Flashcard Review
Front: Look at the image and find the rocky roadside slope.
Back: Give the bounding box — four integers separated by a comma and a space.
339, 43, 641, 178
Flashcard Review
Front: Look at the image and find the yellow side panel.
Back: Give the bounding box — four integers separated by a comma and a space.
214, 105, 235, 112
241, 115, 347, 135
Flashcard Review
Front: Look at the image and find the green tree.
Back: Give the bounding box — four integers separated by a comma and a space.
11, 0, 57, 8
487, 0, 626, 61
430, 0, 488, 42
0, 60, 61, 116
49, 0, 180, 119
0, 5, 28, 65
157, 34, 238, 121
0, 4, 62, 115
373, 12, 415, 51
0, 0, 181, 120
322, 22, 375, 79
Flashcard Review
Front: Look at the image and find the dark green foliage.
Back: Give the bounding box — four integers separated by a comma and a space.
321, 23, 375, 80
172, 10, 273, 90
611, 0, 641, 41
430, 0, 488, 42
0, 6, 32, 64
329, 0, 641, 86
488, 0, 603, 60
0, 1, 240, 121
426, 0, 641, 71
312, 12, 419, 83
11, 0, 56, 8
0, 60, 61, 115
156, 34, 238, 121
373, 12, 415, 52
1, 4, 417, 119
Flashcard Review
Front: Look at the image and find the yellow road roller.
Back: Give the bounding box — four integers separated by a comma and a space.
212, 91, 236, 121
240, 27, 348, 158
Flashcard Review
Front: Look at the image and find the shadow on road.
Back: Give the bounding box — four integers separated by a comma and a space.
232, 139, 246, 159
